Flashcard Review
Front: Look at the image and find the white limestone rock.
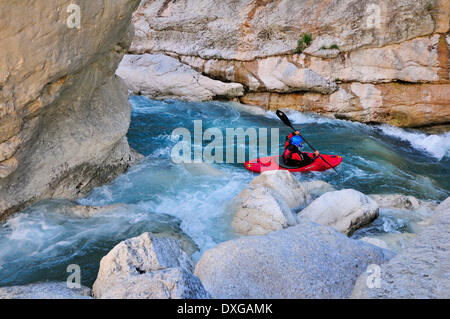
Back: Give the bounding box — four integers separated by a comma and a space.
299, 189, 379, 235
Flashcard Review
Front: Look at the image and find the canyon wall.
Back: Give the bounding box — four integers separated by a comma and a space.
124, 0, 449, 128
0, 0, 141, 220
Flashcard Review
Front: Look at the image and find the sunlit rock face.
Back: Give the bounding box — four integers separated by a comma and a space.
131, 0, 439, 60
116, 54, 244, 101
0, 0, 141, 220
126, 0, 449, 128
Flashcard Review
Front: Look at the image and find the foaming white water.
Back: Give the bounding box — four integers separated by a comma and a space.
0, 198, 194, 286
379, 125, 450, 160
265, 108, 449, 161
77, 157, 253, 259
265, 109, 337, 125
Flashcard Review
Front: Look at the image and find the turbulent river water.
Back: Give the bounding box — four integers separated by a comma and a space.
1, 96, 449, 288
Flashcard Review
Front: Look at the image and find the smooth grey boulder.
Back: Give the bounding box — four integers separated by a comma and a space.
299, 189, 379, 235
195, 220, 394, 299
232, 170, 311, 236
0, 282, 92, 299
248, 170, 312, 210
95, 267, 208, 299
351, 196, 450, 298
93, 232, 209, 299
232, 187, 297, 236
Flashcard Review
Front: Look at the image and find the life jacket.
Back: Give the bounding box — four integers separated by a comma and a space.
283, 144, 311, 165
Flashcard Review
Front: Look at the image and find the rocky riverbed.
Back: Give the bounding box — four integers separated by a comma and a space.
1, 169, 448, 299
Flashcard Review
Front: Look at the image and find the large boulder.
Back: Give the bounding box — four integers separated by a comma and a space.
298, 189, 379, 235
195, 219, 394, 299
231, 171, 311, 236
351, 197, 450, 298
231, 187, 297, 236
0, 282, 92, 299
92, 233, 209, 299
248, 170, 312, 210
116, 54, 244, 101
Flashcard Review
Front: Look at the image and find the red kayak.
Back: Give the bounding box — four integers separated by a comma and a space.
245, 153, 342, 173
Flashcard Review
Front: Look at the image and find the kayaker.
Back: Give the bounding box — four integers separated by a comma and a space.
283, 131, 319, 167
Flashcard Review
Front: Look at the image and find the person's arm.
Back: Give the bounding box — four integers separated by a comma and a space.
313, 150, 320, 159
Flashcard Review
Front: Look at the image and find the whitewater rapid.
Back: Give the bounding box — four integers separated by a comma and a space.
0, 97, 448, 287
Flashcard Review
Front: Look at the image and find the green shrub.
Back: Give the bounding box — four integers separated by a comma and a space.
295, 33, 313, 54
319, 43, 340, 50
302, 33, 312, 46
296, 40, 305, 53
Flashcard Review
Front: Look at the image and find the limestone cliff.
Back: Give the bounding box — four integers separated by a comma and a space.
124, 0, 449, 128
0, 0, 141, 220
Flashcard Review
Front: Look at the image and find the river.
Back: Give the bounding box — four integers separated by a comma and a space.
0, 96, 449, 287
